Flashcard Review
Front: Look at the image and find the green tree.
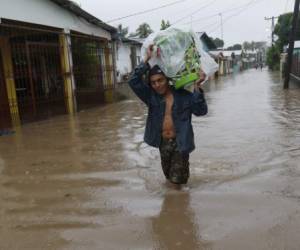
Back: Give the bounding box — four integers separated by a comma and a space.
233, 44, 242, 50
254, 41, 267, 50
266, 45, 280, 70
266, 12, 300, 70
227, 44, 242, 50
243, 41, 266, 51
160, 20, 171, 30
250, 41, 256, 51
134, 23, 153, 38
210, 37, 224, 48
117, 24, 128, 38
243, 41, 252, 50
272, 12, 300, 50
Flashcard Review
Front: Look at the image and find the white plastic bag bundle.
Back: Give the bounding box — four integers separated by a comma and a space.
141, 27, 218, 81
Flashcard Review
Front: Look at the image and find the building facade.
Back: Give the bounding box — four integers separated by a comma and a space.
116, 38, 142, 83
0, 0, 117, 130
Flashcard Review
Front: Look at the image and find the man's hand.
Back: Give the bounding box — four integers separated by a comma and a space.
144, 44, 154, 63
194, 70, 206, 91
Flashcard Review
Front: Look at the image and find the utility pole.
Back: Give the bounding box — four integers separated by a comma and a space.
284, 0, 300, 88
264, 16, 279, 46
219, 13, 224, 48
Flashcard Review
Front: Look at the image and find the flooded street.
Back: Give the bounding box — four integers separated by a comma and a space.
1, 68, 300, 250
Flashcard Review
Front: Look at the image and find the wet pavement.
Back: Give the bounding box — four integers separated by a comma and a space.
1, 68, 300, 250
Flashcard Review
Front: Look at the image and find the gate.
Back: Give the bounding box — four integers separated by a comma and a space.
0, 50, 12, 129
11, 40, 66, 123
71, 34, 113, 110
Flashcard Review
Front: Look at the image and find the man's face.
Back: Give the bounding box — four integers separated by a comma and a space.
150, 74, 169, 95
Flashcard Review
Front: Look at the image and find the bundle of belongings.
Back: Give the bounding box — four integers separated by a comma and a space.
141, 28, 218, 89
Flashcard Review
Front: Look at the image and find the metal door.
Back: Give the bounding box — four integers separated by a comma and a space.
12, 41, 66, 123
71, 35, 105, 111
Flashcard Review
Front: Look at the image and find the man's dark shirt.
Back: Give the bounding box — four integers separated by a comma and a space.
128, 62, 208, 154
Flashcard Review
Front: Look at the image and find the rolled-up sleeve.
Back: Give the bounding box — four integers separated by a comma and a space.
128, 62, 151, 105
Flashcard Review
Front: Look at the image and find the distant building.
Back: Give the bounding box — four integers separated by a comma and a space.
210, 50, 243, 75
116, 37, 143, 83
0, 0, 117, 130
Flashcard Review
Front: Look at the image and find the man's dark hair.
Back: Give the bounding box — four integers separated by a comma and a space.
149, 65, 165, 78
148, 65, 172, 85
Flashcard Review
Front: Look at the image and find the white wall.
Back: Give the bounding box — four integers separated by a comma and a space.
0, 0, 111, 40
116, 43, 132, 82
115, 42, 143, 82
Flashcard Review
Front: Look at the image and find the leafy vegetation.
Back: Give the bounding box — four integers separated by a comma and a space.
160, 20, 171, 30
266, 12, 300, 70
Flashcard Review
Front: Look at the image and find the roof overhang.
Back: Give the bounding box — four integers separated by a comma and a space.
50, 0, 117, 33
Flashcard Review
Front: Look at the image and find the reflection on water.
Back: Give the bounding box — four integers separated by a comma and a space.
152, 191, 212, 250
190, 69, 300, 184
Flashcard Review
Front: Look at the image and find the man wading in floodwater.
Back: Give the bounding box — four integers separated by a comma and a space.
129, 45, 207, 185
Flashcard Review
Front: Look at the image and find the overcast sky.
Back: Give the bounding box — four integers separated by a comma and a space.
74, 0, 294, 47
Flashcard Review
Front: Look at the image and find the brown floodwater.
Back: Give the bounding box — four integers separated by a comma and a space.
1, 69, 300, 250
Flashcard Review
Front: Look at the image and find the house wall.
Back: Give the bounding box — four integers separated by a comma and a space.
0, 0, 111, 40
116, 43, 141, 82
0, 0, 117, 127
116, 43, 132, 82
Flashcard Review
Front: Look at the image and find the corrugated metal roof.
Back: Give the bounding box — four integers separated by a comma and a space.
50, 0, 117, 33
210, 50, 242, 57
222, 50, 242, 56
120, 37, 143, 45
128, 37, 145, 44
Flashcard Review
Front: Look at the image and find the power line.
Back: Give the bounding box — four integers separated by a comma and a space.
172, 0, 211, 16
180, 13, 220, 26
203, 21, 222, 34
171, 0, 217, 26
179, 0, 258, 26
179, 0, 259, 34
197, 20, 220, 32
106, 0, 187, 23
208, 0, 265, 34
